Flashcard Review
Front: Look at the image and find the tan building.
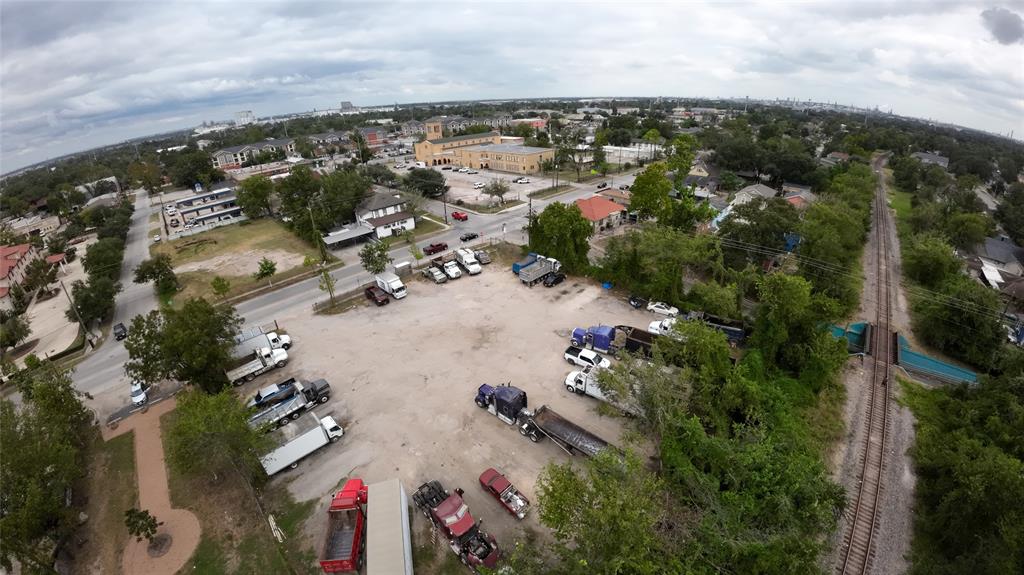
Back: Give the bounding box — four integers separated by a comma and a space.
414, 132, 501, 166
455, 144, 554, 174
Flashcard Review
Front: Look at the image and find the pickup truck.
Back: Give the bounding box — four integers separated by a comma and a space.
565, 367, 641, 416
422, 266, 447, 284
563, 346, 611, 369
248, 377, 299, 409
479, 468, 530, 519
423, 242, 448, 255
451, 211, 469, 221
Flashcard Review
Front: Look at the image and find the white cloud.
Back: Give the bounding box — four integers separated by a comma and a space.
1, 1, 1022, 171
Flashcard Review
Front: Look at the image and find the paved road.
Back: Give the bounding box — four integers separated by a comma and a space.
75, 176, 629, 416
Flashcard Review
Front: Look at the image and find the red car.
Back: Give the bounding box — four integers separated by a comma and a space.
423, 242, 448, 255
451, 211, 469, 221
479, 468, 530, 519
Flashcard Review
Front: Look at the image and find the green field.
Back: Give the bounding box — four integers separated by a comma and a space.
152, 218, 318, 267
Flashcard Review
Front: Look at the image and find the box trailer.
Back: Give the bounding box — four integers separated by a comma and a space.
260, 412, 343, 476
366, 478, 414, 575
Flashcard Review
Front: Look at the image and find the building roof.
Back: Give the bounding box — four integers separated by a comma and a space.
783, 188, 818, 203
782, 182, 813, 193
597, 189, 632, 202
911, 151, 950, 169
736, 184, 777, 200
426, 131, 499, 145
0, 244, 34, 278
359, 192, 406, 212
1001, 276, 1024, 300
366, 211, 414, 228
322, 223, 375, 246
462, 143, 551, 154
977, 237, 1024, 266
45, 253, 66, 265
574, 196, 626, 222
827, 151, 850, 160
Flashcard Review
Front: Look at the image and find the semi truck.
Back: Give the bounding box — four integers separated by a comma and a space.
512, 252, 538, 275
474, 383, 614, 457
564, 367, 641, 416
225, 347, 289, 386
455, 248, 482, 275
375, 272, 407, 299
412, 480, 500, 569
249, 379, 331, 430
260, 412, 343, 476
319, 479, 367, 573
570, 324, 659, 358
431, 255, 461, 279
519, 256, 560, 286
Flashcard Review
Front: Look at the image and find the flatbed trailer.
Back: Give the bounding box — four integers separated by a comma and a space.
519, 405, 611, 457
613, 325, 658, 357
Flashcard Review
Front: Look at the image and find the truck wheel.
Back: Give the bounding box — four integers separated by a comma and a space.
290, 412, 301, 420
570, 339, 581, 347
518, 425, 528, 436
566, 385, 575, 393
282, 343, 291, 350
319, 395, 329, 403
245, 374, 255, 382
529, 432, 540, 443
329, 436, 340, 443
275, 360, 287, 368
289, 462, 299, 469
566, 357, 575, 365
475, 398, 487, 408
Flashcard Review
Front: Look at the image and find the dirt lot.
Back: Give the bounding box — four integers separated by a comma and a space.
233, 264, 654, 563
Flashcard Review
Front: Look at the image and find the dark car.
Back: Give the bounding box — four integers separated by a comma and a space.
441, 166, 453, 170
474, 250, 492, 265
596, 182, 609, 189
460, 232, 479, 242
543, 272, 566, 287
423, 242, 448, 255
628, 295, 648, 309
364, 286, 389, 306
113, 322, 128, 341
619, 184, 630, 190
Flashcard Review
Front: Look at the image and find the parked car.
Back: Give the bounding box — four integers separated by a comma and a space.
479, 468, 530, 519
648, 318, 677, 335
647, 301, 679, 317
152, 235, 161, 243
458, 167, 470, 173
474, 250, 492, 265
596, 182, 609, 189
460, 232, 479, 242
424, 242, 448, 255
442, 166, 453, 170
170, 220, 180, 227
422, 266, 448, 284
564, 346, 611, 369
473, 182, 485, 189
467, 170, 479, 174
113, 322, 128, 341
513, 177, 530, 184
130, 382, 148, 407
628, 294, 648, 309
619, 184, 630, 190
364, 286, 390, 306
543, 272, 566, 287
452, 211, 469, 221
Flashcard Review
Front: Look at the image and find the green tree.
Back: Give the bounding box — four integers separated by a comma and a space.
528, 202, 592, 274
482, 179, 510, 205
666, 134, 698, 188
944, 212, 993, 251
21, 258, 57, 292
0, 311, 31, 350
210, 276, 231, 299
164, 389, 269, 481
66, 276, 121, 325
512, 123, 535, 138
629, 164, 673, 220
236, 175, 274, 218
123, 311, 169, 387
904, 234, 962, 288
688, 281, 739, 318
914, 276, 1004, 367
124, 508, 162, 543
169, 149, 221, 188
403, 168, 449, 198
359, 240, 393, 276
754, 273, 843, 379
134, 254, 179, 296
252, 257, 277, 284
719, 170, 744, 192
83, 237, 125, 281
318, 267, 337, 306
127, 161, 162, 194
359, 163, 398, 187
996, 183, 1024, 244
719, 198, 800, 269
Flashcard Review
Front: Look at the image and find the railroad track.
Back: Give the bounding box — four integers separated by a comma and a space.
838, 166, 893, 575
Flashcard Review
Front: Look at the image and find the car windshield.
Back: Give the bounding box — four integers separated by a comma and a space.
444, 503, 469, 525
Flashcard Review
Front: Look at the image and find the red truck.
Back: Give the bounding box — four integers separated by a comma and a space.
423, 242, 448, 255
319, 479, 367, 573
479, 468, 530, 520
412, 480, 500, 569
452, 211, 469, 221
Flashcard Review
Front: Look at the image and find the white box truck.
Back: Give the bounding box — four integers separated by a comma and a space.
375, 272, 407, 299
455, 249, 482, 275
261, 412, 344, 476
225, 347, 289, 386
564, 366, 641, 416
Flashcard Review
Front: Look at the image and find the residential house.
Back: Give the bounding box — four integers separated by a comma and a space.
0, 243, 41, 310
574, 196, 627, 232
819, 151, 850, 168
782, 183, 817, 210
681, 174, 718, 198
355, 189, 415, 239
912, 151, 950, 170
401, 120, 426, 136
731, 184, 778, 207
975, 236, 1024, 277
597, 188, 632, 207
358, 127, 387, 148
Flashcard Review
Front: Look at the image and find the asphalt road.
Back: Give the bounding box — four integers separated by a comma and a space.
73, 176, 625, 417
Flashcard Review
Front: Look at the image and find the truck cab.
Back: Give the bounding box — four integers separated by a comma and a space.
475, 383, 528, 425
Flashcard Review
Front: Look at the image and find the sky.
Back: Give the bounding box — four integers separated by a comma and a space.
2, 0, 1023, 172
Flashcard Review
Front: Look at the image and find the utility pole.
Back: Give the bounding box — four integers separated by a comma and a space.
60, 279, 95, 346
308, 203, 327, 263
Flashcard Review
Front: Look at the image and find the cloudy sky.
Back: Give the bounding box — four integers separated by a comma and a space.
2, 0, 1023, 171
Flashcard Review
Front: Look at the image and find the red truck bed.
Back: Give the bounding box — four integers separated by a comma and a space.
319, 479, 366, 573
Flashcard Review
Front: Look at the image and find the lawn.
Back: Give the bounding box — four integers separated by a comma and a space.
70, 431, 137, 575
528, 184, 573, 199
151, 219, 317, 268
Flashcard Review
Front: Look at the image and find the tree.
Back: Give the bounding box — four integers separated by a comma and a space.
359, 240, 393, 276
169, 149, 221, 188
944, 212, 993, 250
210, 276, 231, 298
0, 311, 31, 350
83, 237, 125, 281
127, 161, 161, 194
591, 145, 608, 175
134, 254, 179, 296
688, 281, 739, 318
914, 276, 1004, 367
66, 276, 121, 325
904, 234, 962, 288
164, 389, 269, 481
253, 257, 277, 284
124, 508, 162, 543
528, 202, 592, 274
719, 170, 744, 192
318, 267, 337, 306
665, 134, 698, 188
21, 258, 57, 292
349, 130, 373, 163
718, 198, 800, 269
754, 272, 843, 378
482, 179, 510, 205
123, 311, 169, 387
403, 168, 449, 198
359, 163, 398, 187
236, 175, 273, 218
629, 164, 673, 220
996, 183, 1024, 244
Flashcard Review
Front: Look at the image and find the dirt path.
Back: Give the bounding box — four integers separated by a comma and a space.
104, 398, 201, 575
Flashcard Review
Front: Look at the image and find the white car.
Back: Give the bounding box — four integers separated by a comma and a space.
152, 235, 161, 243
458, 167, 470, 173
515, 177, 530, 184
563, 347, 612, 369
130, 382, 148, 407
647, 301, 679, 317
473, 182, 485, 189
648, 318, 677, 335
442, 261, 462, 279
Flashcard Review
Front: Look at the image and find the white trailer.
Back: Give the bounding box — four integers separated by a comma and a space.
564, 367, 641, 416
375, 272, 407, 299
366, 478, 414, 575
225, 347, 289, 386
260, 413, 344, 476
455, 248, 482, 275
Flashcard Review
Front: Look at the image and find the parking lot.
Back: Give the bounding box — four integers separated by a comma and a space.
233, 260, 654, 549
392, 162, 555, 205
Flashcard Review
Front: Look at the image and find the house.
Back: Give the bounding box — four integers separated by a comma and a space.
731, 184, 778, 207
597, 188, 632, 207
401, 120, 425, 136
210, 139, 297, 169
358, 127, 387, 148
681, 174, 718, 197
912, 151, 950, 170
0, 243, 41, 310
975, 236, 1024, 277
5, 214, 61, 238
782, 183, 817, 210
574, 196, 627, 232
820, 151, 850, 168
355, 190, 415, 239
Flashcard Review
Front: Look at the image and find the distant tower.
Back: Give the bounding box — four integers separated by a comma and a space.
236, 110, 255, 126
339, 101, 354, 111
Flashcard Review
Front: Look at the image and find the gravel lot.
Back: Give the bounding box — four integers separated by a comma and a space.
233, 264, 653, 553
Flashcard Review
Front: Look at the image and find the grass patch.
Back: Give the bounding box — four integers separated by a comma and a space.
187, 536, 228, 574
412, 215, 445, 235
455, 199, 525, 214
152, 219, 318, 268
528, 184, 573, 199
173, 262, 327, 307
71, 431, 137, 574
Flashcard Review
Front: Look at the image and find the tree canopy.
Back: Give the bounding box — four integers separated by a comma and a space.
528, 202, 592, 274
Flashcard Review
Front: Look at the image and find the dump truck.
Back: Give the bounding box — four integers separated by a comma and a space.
249, 379, 331, 430
512, 252, 538, 275
519, 256, 560, 286
225, 347, 289, 386
260, 412, 343, 476
474, 383, 614, 457
412, 480, 500, 569
613, 325, 659, 357
319, 479, 367, 573
366, 479, 414, 575
684, 311, 748, 343
564, 366, 641, 416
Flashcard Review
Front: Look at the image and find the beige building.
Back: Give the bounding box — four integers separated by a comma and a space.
414, 132, 501, 166
414, 131, 554, 174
